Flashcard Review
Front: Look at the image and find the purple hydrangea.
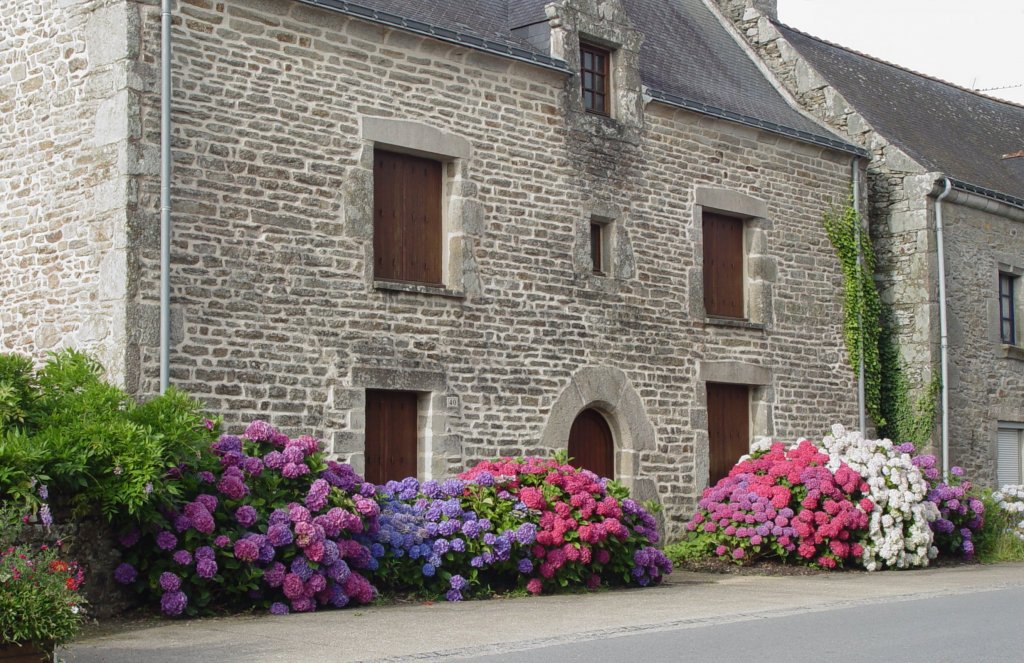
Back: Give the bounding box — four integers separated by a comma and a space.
160, 590, 188, 616
244, 420, 275, 442
267, 524, 294, 547
198, 471, 216, 483
233, 538, 259, 562
195, 546, 215, 561
118, 527, 141, 548
264, 562, 287, 588
449, 574, 468, 591
156, 531, 178, 551
214, 535, 232, 548
269, 602, 290, 615
114, 562, 137, 585
236, 505, 258, 527
217, 473, 248, 500
282, 462, 310, 479
305, 479, 330, 512
196, 558, 218, 579
195, 494, 218, 512
172, 549, 193, 566
159, 572, 182, 592
445, 589, 463, 602
242, 456, 264, 476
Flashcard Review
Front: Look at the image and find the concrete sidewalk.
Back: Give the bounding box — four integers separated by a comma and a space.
64, 563, 1024, 662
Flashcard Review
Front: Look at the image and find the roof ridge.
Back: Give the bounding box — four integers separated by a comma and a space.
772, 20, 1024, 111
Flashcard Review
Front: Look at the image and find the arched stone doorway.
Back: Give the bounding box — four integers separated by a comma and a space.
541, 366, 659, 511
568, 408, 615, 478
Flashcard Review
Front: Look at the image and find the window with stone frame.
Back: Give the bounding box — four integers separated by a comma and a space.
580, 42, 611, 115
590, 219, 612, 275
999, 271, 1019, 345
702, 211, 745, 319
373, 150, 443, 285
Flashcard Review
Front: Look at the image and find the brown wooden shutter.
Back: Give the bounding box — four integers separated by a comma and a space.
364, 390, 419, 484
373, 150, 443, 285
702, 212, 744, 318
568, 408, 615, 479
706, 383, 749, 487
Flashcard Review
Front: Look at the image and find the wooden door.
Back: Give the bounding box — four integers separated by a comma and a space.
364, 390, 418, 484
568, 408, 615, 479
702, 212, 744, 318
706, 383, 749, 486
373, 150, 443, 285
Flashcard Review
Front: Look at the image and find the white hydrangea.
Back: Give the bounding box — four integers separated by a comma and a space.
821, 424, 939, 571
993, 485, 1024, 540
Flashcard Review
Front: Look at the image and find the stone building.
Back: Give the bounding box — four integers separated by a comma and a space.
1, 0, 868, 534
719, 0, 1024, 486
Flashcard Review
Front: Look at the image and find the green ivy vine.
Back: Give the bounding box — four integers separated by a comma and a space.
823, 203, 939, 445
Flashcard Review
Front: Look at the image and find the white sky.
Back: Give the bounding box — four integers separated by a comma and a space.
776, 0, 1024, 105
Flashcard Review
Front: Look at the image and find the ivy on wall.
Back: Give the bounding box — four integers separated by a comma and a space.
824, 203, 939, 445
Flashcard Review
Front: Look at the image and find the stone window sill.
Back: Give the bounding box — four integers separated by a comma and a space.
704, 316, 765, 332
374, 280, 465, 299
1001, 344, 1024, 361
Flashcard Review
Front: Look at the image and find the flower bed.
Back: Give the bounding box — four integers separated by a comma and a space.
115, 421, 380, 616
677, 425, 991, 571
683, 439, 869, 568
371, 457, 670, 599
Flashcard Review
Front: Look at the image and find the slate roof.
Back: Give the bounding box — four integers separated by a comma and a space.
298, 0, 860, 154
776, 23, 1024, 203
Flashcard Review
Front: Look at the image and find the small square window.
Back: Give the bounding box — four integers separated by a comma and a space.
997, 424, 1024, 487
580, 43, 610, 115
703, 212, 745, 318
373, 150, 443, 286
999, 272, 1018, 345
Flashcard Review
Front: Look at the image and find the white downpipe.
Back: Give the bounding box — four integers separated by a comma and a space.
852, 158, 866, 434
935, 178, 953, 478
160, 0, 172, 393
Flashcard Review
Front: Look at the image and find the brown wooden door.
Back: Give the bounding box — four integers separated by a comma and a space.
702, 212, 744, 318
706, 382, 750, 487
373, 150, 443, 285
364, 390, 418, 484
568, 408, 615, 478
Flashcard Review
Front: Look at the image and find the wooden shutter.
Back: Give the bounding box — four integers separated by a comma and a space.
703, 212, 744, 318
997, 427, 1022, 487
373, 150, 443, 285
364, 390, 419, 484
568, 409, 615, 479
706, 383, 749, 486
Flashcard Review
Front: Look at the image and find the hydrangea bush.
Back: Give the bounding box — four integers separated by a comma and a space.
684, 439, 869, 568
371, 457, 670, 600
821, 425, 938, 570
991, 485, 1024, 541
914, 457, 984, 560
115, 420, 380, 616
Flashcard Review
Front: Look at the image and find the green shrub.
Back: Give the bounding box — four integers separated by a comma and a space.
974, 488, 1024, 563
0, 350, 218, 525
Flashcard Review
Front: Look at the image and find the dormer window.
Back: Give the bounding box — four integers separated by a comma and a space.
580, 43, 610, 115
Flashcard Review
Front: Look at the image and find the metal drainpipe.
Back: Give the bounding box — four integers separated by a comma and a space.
160, 0, 172, 394
935, 178, 953, 478
852, 157, 866, 433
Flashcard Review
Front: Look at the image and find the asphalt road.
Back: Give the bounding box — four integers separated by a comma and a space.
64, 563, 1024, 663
456, 587, 1024, 662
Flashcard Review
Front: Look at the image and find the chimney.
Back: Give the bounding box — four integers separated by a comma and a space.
716, 1, 778, 22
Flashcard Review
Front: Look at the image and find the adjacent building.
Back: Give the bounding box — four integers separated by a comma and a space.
720, 0, 1024, 485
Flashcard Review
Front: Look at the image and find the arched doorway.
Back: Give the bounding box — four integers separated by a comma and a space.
568, 408, 615, 479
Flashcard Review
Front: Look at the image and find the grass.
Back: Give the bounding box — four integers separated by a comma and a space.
973, 489, 1024, 563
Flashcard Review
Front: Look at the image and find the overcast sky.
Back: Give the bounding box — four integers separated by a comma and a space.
775, 0, 1024, 105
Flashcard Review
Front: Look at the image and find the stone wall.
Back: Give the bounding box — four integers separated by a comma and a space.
0, 0, 137, 382
712, 1, 940, 407
940, 194, 1024, 483
113, 0, 859, 535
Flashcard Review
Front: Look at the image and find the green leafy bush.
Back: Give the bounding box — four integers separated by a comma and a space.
0, 350, 217, 525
